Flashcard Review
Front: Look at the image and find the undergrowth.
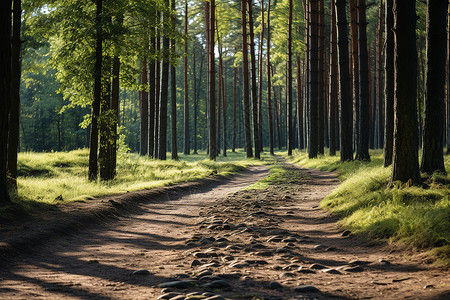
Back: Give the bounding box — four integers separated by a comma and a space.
290, 149, 450, 266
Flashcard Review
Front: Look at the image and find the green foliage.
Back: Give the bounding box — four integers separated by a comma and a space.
290, 150, 450, 265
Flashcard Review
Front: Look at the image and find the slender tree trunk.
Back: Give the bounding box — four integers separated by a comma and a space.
158, 5, 170, 160
7, 0, 21, 190
297, 55, 304, 150
183, 0, 190, 155
216, 18, 222, 155
170, 0, 178, 160
242, 0, 253, 157
377, 0, 384, 148
447, 4, 450, 155
287, 0, 293, 156
329, 0, 337, 156
111, 50, 120, 177
233, 65, 237, 152
350, 0, 359, 156
248, 0, 260, 158
148, 34, 156, 157
317, 0, 325, 154
154, 12, 161, 158
222, 62, 227, 157
208, 0, 217, 159
99, 55, 113, 180
0, 0, 12, 204
356, 0, 370, 161
390, 0, 420, 184
336, 0, 353, 161
258, 0, 264, 153
89, 0, 103, 181
420, 0, 447, 174
308, 0, 319, 158
384, 0, 394, 166
140, 58, 148, 156
267, 0, 274, 155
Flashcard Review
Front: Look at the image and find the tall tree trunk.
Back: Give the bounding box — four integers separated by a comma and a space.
183, 0, 190, 155
99, 55, 113, 180
171, 0, 178, 160
89, 0, 103, 181
447, 4, 450, 155
356, 0, 370, 161
158, 6, 170, 160
233, 65, 237, 152
308, 0, 319, 158
248, 0, 260, 158
148, 34, 156, 157
350, 0, 359, 156
222, 62, 227, 157
154, 11, 161, 158
267, 0, 274, 155
287, 0, 293, 156
329, 0, 337, 156
335, 0, 353, 161
377, 0, 384, 148
390, 0, 420, 184
317, 0, 325, 154
258, 0, 264, 153
140, 58, 149, 156
242, 0, 253, 158
0, 0, 12, 204
216, 18, 222, 155
420, 0, 447, 174
297, 55, 304, 150
7, 0, 21, 190
384, 0, 394, 166
208, 0, 217, 159
111, 49, 121, 177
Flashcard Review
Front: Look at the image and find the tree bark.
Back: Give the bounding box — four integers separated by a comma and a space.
384, 0, 394, 166
154, 11, 161, 158
447, 4, 450, 155
148, 34, 156, 157
208, 0, 217, 159
317, 0, 325, 154
158, 5, 170, 160
89, 0, 103, 181
287, 0, 293, 156
183, 0, 190, 155
258, 0, 264, 153
297, 55, 304, 150
420, 0, 447, 174
0, 0, 12, 204
267, 0, 274, 155
329, 0, 337, 156
111, 51, 120, 177
7, 0, 21, 190
356, 0, 371, 161
242, 0, 253, 158
350, 0, 359, 157
140, 58, 148, 156
170, 0, 178, 160
335, 0, 353, 161
377, 0, 384, 148
390, 0, 420, 184
233, 65, 237, 152
308, 0, 319, 158
248, 0, 260, 158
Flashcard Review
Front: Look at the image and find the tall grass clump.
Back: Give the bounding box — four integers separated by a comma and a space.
291, 149, 450, 265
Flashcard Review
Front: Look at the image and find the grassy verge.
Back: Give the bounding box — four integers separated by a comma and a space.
6, 149, 264, 214
290, 149, 450, 266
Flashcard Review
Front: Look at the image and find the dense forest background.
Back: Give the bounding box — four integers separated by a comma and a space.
1, 0, 449, 203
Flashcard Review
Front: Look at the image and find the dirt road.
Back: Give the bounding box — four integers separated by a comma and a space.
0, 163, 448, 299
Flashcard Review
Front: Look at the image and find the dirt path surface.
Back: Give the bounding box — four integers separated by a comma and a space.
0, 163, 449, 299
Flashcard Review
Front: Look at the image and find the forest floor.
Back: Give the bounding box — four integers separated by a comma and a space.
0, 159, 449, 299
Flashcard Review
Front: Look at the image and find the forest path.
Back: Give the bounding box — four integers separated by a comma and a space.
0, 161, 449, 299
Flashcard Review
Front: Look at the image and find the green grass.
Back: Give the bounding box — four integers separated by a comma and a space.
290, 149, 450, 266
9, 148, 263, 211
